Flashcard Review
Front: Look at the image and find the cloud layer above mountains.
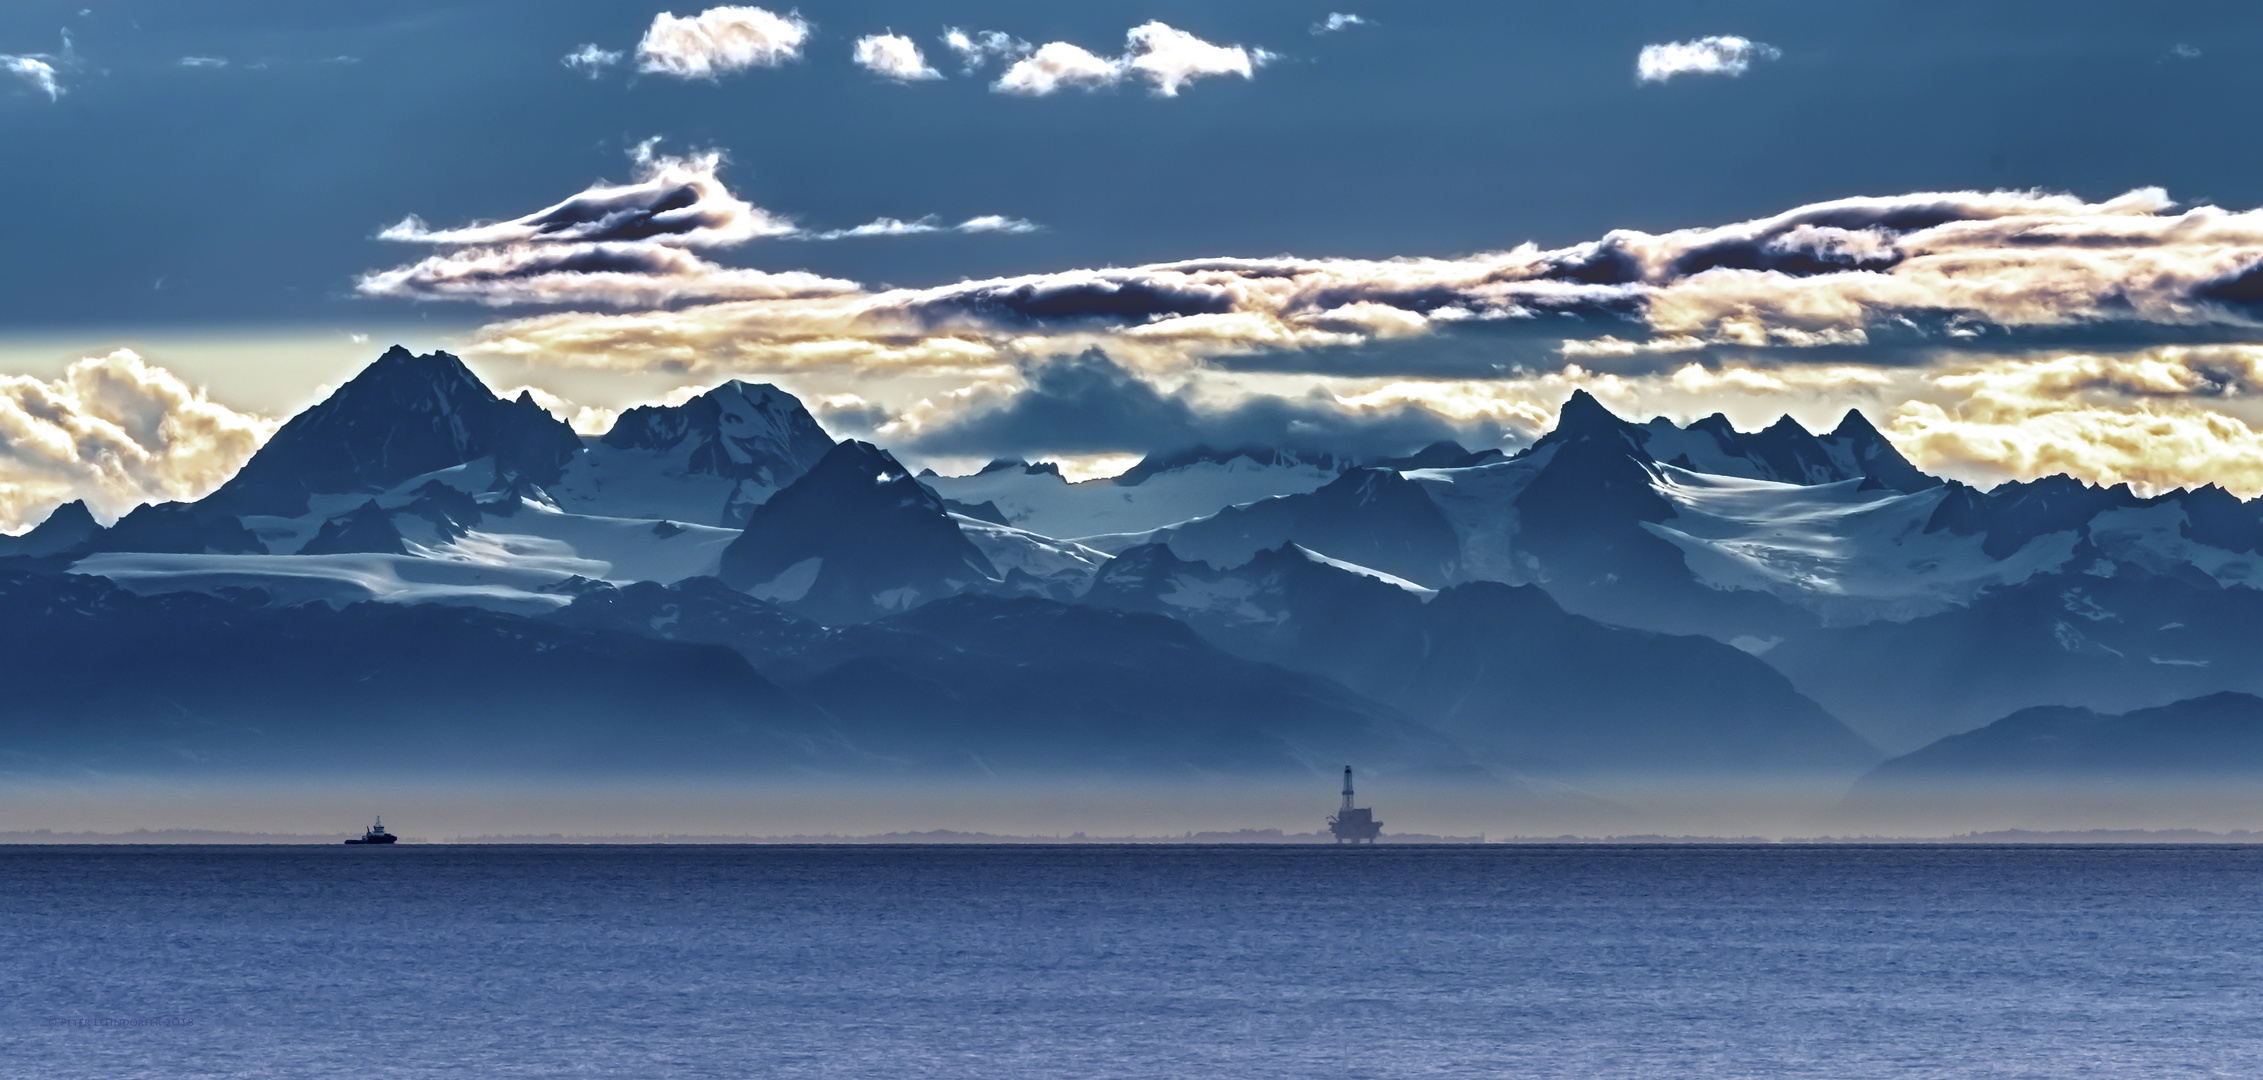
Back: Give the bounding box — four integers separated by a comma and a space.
349, 150, 2263, 496
440, 183, 2263, 377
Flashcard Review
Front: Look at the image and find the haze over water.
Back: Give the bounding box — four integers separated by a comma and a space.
10, 844, 2263, 1078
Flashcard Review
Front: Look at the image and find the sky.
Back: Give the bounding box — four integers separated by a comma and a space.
5, 0, 2263, 529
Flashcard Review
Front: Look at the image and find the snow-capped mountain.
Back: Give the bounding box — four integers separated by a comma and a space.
209, 346, 581, 517
18, 342, 2263, 805
1084, 542, 1877, 777
717, 440, 1001, 624
550, 380, 834, 528
919, 445, 1351, 540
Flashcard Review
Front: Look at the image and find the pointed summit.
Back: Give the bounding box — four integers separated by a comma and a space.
1537, 389, 1638, 448
1816, 408, 1939, 493
207, 346, 580, 516
1759, 414, 1814, 439
718, 440, 997, 624
1829, 408, 1883, 440
0, 499, 100, 558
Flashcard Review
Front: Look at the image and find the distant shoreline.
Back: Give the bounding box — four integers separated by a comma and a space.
6, 828, 2263, 845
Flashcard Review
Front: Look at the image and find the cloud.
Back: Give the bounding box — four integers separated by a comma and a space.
376, 140, 795, 249
562, 43, 623, 77
1887, 351, 2263, 495
636, 6, 810, 79
1637, 36, 1781, 83
995, 22, 1270, 96
0, 351, 277, 533
883, 350, 1481, 459
356, 243, 857, 308
2171, 43, 2202, 60
359, 141, 1037, 307
941, 28, 1028, 72
1312, 13, 1368, 34
995, 41, 1123, 95
454, 186, 2263, 381
805, 214, 1040, 240
852, 33, 940, 82
1123, 21, 1271, 96
808, 392, 891, 436
358, 142, 855, 307
3, 55, 61, 101
178, 56, 227, 69
956, 214, 1041, 234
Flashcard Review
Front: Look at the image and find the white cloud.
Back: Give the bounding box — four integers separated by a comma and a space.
1123, 21, 1270, 96
561, 43, 623, 78
852, 33, 941, 82
1312, 13, 1368, 34
806, 214, 1041, 240
0, 351, 277, 533
994, 22, 1269, 97
995, 41, 1123, 95
359, 141, 1036, 307
178, 56, 228, 69
941, 28, 1028, 72
956, 214, 1040, 234
3, 55, 61, 101
356, 243, 857, 308
2171, 43, 2202, 60
636, 6, 810, 79
451, 186, 2263, 393
376, 141, 796, 249
1637, 35, 1781, 83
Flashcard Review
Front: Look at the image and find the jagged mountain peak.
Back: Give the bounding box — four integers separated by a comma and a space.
717, 439, 995, 624
204, 345, 580, 516
1552, 388, 1635, 438
1829, 408, 1884, 440
1758, 414, 1814, 439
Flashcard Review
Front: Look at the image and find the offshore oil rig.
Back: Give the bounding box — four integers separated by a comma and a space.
1327, 766, 1383, 843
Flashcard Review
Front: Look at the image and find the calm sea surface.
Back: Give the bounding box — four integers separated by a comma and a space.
5, 844, 2262, 1079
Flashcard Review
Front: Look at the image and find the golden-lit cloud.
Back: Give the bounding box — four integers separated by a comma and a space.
0, 351, 277, 532
1886, 348, 2263, 495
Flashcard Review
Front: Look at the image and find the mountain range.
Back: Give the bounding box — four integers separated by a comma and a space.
9, 344, 2263, 825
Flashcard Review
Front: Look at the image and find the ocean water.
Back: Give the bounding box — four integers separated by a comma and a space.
6, 844, 2263, 1079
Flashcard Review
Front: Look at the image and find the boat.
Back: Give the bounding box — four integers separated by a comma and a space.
1327, 766, 1382, 843
343, 816, 398, 844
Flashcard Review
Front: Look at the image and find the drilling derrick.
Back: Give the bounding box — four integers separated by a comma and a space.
1327, 765, 1382, 844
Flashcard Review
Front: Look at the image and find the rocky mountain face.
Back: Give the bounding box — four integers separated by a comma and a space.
1085, 543, 1877, 778
554, 380, 835, 527
0, 569, 831, 775
717, 440, 999, 625
208, 346, 581, 517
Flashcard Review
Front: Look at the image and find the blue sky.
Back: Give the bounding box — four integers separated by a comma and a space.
3, 0, 2263, 526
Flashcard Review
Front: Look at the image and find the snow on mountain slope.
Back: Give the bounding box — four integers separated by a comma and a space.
921, 453, 1342, 540
2087, 503, 2263, 588
71, 551, 581, 614
425, 502, 739, 584
950, 515, 1109, 593
550, 380, 835, 528
1401, 447, 1556, 585
1638, 464, 2080, 624
74, 496, 738, 611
